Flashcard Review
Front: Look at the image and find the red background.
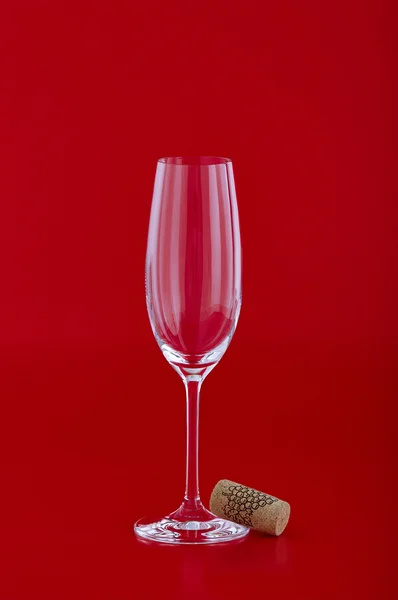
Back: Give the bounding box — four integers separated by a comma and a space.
0, 0, 396, 598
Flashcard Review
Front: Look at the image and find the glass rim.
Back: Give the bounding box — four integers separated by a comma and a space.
158, 156, 232, 167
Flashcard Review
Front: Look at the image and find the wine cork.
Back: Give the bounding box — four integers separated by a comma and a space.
210, 479, 290, 536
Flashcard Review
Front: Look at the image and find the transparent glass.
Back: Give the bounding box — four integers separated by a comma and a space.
134, 156, 249, 544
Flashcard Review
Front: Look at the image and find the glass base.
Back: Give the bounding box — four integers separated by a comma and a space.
134, 512, 250, 545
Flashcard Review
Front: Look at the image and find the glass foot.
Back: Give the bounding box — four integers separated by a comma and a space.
134, 512, 250, 545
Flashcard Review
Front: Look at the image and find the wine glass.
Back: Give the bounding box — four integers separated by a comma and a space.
134, 156, 249, 544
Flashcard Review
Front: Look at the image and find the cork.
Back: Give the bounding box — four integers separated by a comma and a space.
210, 479, 290, 536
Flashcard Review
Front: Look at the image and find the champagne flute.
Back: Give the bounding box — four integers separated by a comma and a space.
134, 156, 249, 544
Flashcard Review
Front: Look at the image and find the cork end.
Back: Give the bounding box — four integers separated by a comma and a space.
274, 502, 291, 536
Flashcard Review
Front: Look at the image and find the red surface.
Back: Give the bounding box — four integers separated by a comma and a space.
0, 0, 396, 598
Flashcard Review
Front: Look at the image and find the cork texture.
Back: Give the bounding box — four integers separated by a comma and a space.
210, 479, 290, 536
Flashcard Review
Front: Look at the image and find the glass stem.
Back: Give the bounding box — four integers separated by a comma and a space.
183, 378, 202, 509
